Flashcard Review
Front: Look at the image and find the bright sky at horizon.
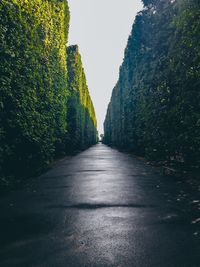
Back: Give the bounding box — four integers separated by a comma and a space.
68, 0, 143, 134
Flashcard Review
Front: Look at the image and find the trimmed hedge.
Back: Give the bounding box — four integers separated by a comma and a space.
66, 45, 97, 151
0, 0, 97, 185
104, 0, 200, 170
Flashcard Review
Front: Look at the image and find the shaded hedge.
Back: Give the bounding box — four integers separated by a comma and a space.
104, 0, 200, 170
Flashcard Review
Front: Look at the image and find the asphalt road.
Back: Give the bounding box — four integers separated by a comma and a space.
0, 144, 199, 267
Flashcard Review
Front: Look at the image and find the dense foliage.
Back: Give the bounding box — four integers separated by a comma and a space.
104, 0, 200, 170
0, 0, 97, 185
66, 45, 97, 151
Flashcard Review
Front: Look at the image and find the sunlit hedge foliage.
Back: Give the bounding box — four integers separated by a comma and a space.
104, 0, 200, 170
66, 45, 97, 151
0, 0, 97, 185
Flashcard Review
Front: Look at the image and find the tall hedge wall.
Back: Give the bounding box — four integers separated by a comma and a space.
104, 0, 200, 170
0, 0, 97, 185
66, 45, 97, 151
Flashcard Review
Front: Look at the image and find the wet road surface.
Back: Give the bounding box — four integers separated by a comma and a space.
0, 144, 200, 267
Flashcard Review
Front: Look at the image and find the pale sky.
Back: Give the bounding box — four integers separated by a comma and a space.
68, 0, 143, 134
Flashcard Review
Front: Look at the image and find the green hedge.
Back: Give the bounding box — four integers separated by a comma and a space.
104, 0, 200, 170
66, 45, 97, 151
0, 0, 97, 185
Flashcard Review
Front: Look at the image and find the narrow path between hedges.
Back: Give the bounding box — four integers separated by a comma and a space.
0, 144, 199, 267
